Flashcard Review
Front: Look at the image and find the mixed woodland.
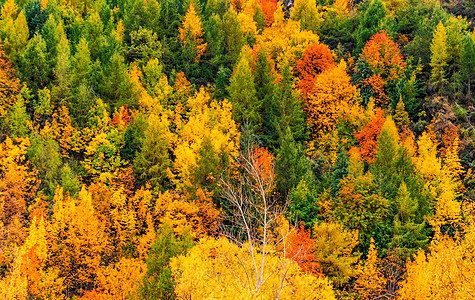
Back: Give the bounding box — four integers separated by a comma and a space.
1, 0, 475, 298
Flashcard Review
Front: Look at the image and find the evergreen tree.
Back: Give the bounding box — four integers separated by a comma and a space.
331, 147, 349, 197
430, 22, 448, 93
275, 127, 313, 196
138, 223, 194, 300
227, 46, 260, 131
355, 0, 387, 53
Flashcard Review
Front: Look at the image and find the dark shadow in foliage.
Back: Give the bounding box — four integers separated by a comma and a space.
25, 0, 49, 38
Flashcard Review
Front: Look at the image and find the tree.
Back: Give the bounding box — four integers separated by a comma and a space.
312, 221, 360, 287
227, 46, 260, 129
0, 0, 29, 62
0, 43, 21, 117
354, 238, 386, 300
20, 33, 49, 93
430, 22, 448, 92
462, 33, 475, 101
355, 108, 386, 164
393, 96, 410, 126
305, 62, 357, 138
133, 111, 172, 189
291, 0, 323, 33
0, 136, 38, 261
355, 0, 387, 53
170, 237, 337, 299
297, 43, 335, 97
179, 3, 207, 63
398, 223, 475, 299
48, 187, 110, 296
138, 223, 193, 300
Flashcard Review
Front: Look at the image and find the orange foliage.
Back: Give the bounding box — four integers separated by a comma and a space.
251, 147, 275, 191
364, 74, 388, 107
362, 30, 406, 81
111, 104, 131, 130
286, 223, 321, 275
297, 43, 335, 96
355, 108, 386, 164
259, 0, 277, 26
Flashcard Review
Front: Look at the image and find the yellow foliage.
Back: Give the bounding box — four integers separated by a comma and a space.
399, 226, 475, 299
49, 186, 110, 291
312, 221, 360, 287
96, 257, 146, 299
171, 237, 336, 299
256, 16, 320, 71
158, 189, 220, 239
305, 61, 357, 137
414, 131, 441, 185
0, 248, 28, 300
354, 238, 386, 300
179, 3, 207, 62
171, 87, 240, 191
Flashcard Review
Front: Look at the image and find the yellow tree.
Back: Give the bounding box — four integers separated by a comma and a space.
171, 87, 240, 193
354, 238, 386, 300
255, 7, 320, 71
170, 237, 337, 299
430, 22, 448, 92
0, 137, 37, 263
179, 3, 207, 62
48, 186, 110, 295
305, 61, 357, 137
0, 42, 21, 117
399, 222, 475, 299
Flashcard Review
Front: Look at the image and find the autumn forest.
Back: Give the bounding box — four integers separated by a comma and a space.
0, 0, 475, 298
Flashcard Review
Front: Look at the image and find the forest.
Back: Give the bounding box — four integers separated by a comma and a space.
0, 0, 475, 298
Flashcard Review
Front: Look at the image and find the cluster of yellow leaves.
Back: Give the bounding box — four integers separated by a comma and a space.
354, 238, 386, 300
155, 189, 220, 239
170, 237, 337, 299
171, 87, 240, 191
305, 61, 357, 136
399, 221, 475, 299
414, 127, 463, 229
0, 137, 37, 261
0, 0, 28, 61
255, 6, 320, 71
179, 3, 207, 62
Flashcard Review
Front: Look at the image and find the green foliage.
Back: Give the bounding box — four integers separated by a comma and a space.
355, 0, 387, 53
20, 33, 49, 92
288, 179, 321, 228
24, 0, 49, 38
133, 113, 171, 189
275, 127, 313, 196
227, 47, 260, 130
331, 148, 349, 197
388, 182, 428, 259
5, 94, 30, 137
138, 223, 194, 300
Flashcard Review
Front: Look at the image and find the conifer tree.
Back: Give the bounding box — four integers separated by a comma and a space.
430, 22, 448, 93
393, 96, 410, 126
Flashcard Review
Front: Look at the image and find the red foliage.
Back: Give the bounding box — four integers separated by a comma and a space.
259, 0, 278, 27
111, 104, 131, 130
355, 108, 386, 164
297, 43, 335, 97
297, 43, 335, 79
286, 222, 322, 275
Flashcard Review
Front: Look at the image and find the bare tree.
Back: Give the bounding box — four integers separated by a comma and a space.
219, 142, 304, 299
